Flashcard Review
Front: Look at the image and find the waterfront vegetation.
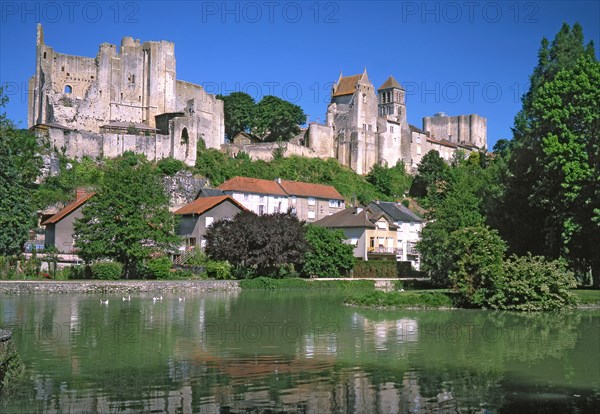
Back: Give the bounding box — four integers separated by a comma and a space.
0, 24, 598, 313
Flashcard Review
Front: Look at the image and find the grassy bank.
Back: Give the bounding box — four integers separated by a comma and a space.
573, 289, 600, 305
345, 289, 455, 309
239, 277, 375, 292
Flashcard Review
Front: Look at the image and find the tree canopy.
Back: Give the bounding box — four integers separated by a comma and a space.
0, 89, 41, 256
302, 225, 355, 278
204, 211, 308, 277
218, 92, 256, 141
74, 153, 179, 277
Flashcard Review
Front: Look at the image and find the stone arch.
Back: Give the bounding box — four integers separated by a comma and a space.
181, 127, 189, 145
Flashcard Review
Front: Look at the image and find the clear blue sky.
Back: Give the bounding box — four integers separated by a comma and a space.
1, 1, 598, 149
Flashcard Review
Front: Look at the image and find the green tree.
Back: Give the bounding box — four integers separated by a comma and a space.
446, 226, 506, 308
204, 211, 308, 277
366, 162, 412, 199
74, 154, 179, 277
218, 92, 256, 141
302, 225, 355, 278
0, 89, 41, 256
499, 23, 599, 286
252, 95, 307, 142
409, 150, 450, 203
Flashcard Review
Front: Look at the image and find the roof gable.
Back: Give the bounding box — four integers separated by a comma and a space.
174, 195, 246, 215
41, 193, 95, 225
368, 202, 423, 223
332, 74, 363, 97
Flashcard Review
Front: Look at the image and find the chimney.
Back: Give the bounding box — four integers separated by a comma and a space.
275, 177, 282, 184
76, 188, 87, 200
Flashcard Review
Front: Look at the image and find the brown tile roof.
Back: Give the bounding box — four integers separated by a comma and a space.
332, 74, 362, 97
278, 180, 343, 200
378, 75, 403, 90
427, 137, 458, 148
41, 193, 95, 225
409, 124, 427, 134
314, 207, 397, 229
218, 176, 287, 196
174, 195, 246, 215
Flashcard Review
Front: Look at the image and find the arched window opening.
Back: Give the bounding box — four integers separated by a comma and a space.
181, 127, 189, 145
64, 85, 72, 94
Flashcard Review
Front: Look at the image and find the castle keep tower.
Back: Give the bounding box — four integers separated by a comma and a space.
28, 24, 224, 166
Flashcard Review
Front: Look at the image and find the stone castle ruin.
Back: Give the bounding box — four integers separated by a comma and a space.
28, 25, 486, 174
28, 24, 224, 166
226, 70, 487, 174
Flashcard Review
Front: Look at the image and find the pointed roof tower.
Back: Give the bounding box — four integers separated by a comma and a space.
378, 75, 403, 90
332, 68, 371, 97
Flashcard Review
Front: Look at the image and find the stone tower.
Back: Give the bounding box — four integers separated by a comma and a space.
327, 69, 379, 175
376, 76, 407, 167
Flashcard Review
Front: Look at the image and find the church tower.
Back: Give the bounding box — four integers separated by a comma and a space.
377, 75, 406, 123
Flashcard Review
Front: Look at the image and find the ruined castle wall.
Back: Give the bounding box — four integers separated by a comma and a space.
221, 142, 319, 162
175, 80, 225, 150
422, 114, 487, 148
307, 123, 334, 158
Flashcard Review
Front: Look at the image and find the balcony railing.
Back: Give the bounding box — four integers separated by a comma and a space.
368, 247, 401, 255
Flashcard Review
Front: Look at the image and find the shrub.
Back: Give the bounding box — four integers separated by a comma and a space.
345, 290, 454, 309
489, 254, 578, 311
302, 225, 355, 278
447, 226, 506, 308
90, 261, 123, 280
144, 256, 173, 279
353, 260, 397, 278
204, 260, 233, 279
157, 157, 186, 176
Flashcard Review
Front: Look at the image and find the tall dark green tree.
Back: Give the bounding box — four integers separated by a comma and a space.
74, 153, 179, 277
302, 225, 355, 278
218, 92, 256, 141
0, 89, 41, 256
498, 23, 599, 286
252, 95, 307, 142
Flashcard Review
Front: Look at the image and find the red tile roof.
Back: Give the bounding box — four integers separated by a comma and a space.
174, 195, 246, 216
332, 74, 362, 97
41, 193, 95, 225
218, 177, 287, 196
278, 180, 343, 200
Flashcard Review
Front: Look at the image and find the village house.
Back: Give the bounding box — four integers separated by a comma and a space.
368, 201, 424, 270
41, 190, 94, 253
314, 207, 399, 261
174, 195, 246, 249
217, 176, 345, 221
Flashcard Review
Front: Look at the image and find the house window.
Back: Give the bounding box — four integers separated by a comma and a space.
291, 196, 296, 204
64, 85, 72, 94
368, 125, 372, 132
416, 136, 421, 144
363, 123, 366, 130
205, 217, 214, 227
243, 193, 249, 201
308, 210, 316, 219
329, 199, 340, 208
291, 207, 297, 215
350, 237, 358, 245
308, 197, 315, 206
362, 94, 366, 103
259, 195, 265, 203
258, 205, 265, 215
377, 221, 386, 229
130, 74, 135, 84
417, 145, 421, 155
389, 126, 394, 133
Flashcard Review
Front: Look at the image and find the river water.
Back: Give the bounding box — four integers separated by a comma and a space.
1, 290, 598, 413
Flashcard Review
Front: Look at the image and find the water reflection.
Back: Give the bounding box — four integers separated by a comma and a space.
1, 291, 598, 413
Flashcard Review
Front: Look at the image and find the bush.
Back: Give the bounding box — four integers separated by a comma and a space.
345, 290, 454, 309
302, 225, 355, 278
67, 265, 90, 279
239, 277, 375, 291
204, 260, 233, 279
353, 260, 397, 278
157, 157, 186, 176
90, 262, 123, 280
144, 256, 173, 279
447, 226, 506, 308
489, 254, 578, 311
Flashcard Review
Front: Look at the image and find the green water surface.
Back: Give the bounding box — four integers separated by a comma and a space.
1, 290, 598, 413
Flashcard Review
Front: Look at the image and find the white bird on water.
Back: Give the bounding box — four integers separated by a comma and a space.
178, 297, 185, 302
100, 299, 109, 305
122, 295, 131, 301
152, 296, 163, 302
